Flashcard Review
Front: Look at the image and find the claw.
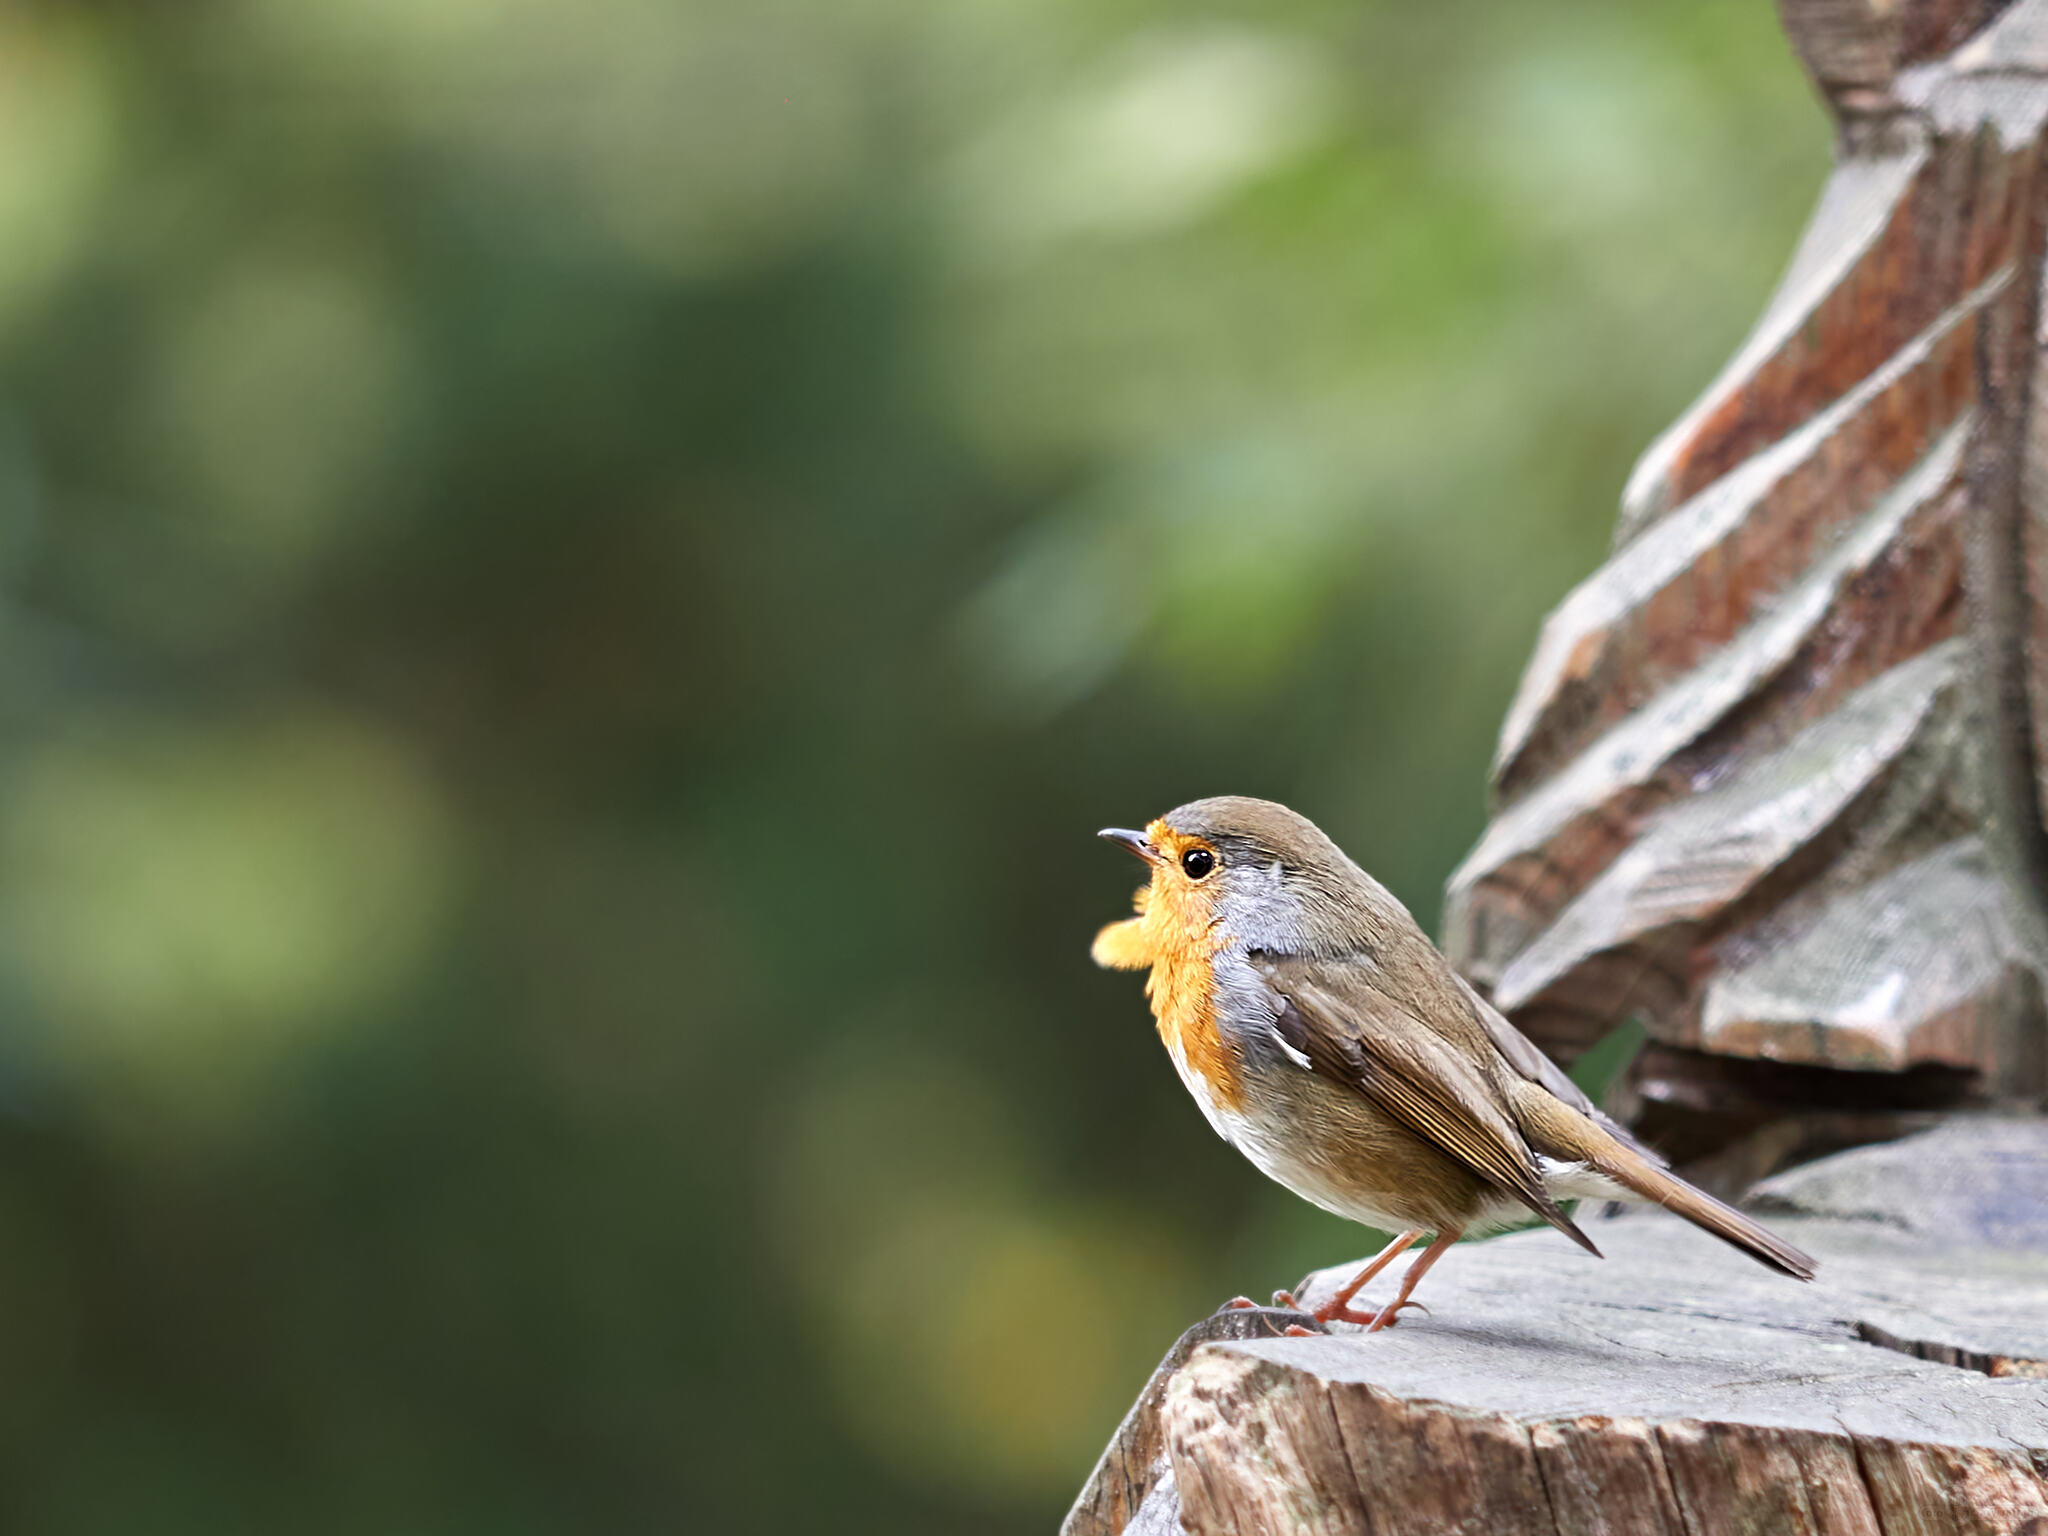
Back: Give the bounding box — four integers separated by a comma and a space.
1283, 1323, 1317, 1336
1271, 1289, 1301, 1310
1365, 1299, 1432, 1333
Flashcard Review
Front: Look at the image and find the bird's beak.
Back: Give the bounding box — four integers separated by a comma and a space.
1098, 827, 1163, 865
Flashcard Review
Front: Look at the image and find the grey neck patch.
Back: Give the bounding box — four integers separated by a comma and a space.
1213, 859, 1306, 955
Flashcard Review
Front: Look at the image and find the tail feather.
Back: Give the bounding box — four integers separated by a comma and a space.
1595, 1154, 1817, 1280
1509, 1080, 1816, 1280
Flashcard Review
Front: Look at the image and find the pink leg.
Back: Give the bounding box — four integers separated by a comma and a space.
1307, 1229, 1423, 1326
1365, 1228, 1462, 1332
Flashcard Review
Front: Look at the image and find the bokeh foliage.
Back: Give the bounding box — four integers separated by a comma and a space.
0, 0, 1825, 1530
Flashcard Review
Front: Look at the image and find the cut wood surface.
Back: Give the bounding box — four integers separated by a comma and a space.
1065, 1117, 2048, 1536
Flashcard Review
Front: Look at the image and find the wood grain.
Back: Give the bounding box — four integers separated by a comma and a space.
1446, 0, 2048, 1109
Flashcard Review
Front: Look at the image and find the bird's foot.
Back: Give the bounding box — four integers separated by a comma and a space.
1317, 1298, 1430, 1330
1270, 1291, 1322, 1337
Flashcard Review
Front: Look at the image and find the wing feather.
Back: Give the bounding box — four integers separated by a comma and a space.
1260, 957, 1600, 1256
1453, 974, 1666, 1168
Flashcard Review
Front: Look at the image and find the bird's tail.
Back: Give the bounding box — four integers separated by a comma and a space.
1592, 1149, 1816, 1279
1510, 1082, 1816, 1280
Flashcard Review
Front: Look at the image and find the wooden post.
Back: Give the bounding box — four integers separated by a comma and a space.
1443, 0, 2048, 1183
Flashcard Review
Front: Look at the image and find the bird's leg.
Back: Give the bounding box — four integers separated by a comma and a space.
1364, 1228, 1461, 1332
1302, 1229, 1423, 1325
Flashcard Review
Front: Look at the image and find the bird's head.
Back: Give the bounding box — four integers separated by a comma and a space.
1091, 795, 1374, 969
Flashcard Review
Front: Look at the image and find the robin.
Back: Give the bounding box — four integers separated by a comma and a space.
1093, 795, 1815, 1331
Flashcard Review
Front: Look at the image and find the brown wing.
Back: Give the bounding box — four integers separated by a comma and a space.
1258, 954, 1600, 1256
1452, 973, 1667, 1168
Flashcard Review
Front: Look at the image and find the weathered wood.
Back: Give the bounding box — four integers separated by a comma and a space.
1778, 0, 1998, 118
1441, 0, 2048, 1133
1487, 638, 1977, 1048
1066, 1117, 2048, 1536
1702, 838, 2043, 1076
1065, 1303, 1320, 1536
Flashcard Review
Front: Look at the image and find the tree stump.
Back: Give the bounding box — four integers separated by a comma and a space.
1066, 1117, 2048, 1536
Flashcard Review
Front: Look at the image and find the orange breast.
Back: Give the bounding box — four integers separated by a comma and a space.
1091, 832, 1245, 1112
1147, 933, 1244, 1113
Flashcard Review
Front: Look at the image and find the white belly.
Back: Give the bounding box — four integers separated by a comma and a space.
1206, 1094, 1419, 1232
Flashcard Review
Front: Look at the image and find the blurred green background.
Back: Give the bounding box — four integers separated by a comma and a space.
0, 1, 1827, 1530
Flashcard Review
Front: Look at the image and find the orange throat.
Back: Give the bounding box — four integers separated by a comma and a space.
1090, 822, 1244, 1112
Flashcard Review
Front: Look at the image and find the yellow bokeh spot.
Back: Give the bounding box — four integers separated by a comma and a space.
0, 708, 453, 1126
152, 258, 415, 583
766, 1043, 1200, 1498
826, 1201, 1193, 1498
0, 13, 116, 336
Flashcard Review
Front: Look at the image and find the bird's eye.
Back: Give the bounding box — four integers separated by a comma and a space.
1181, 848, 1215, 880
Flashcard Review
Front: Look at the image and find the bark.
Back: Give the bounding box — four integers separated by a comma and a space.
1066, 1117, 2048, 1536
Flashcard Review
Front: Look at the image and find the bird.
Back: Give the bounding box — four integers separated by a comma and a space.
1092, 795, 1815, 1332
